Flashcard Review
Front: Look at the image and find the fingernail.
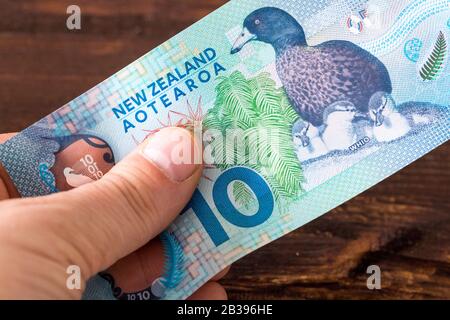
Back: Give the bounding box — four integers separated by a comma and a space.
141, 127, 200, 182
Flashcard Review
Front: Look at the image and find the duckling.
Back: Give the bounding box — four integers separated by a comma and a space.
321, 101, 359, 151
292, 119, 328, 162
353, 117, 374, 141
369, 92, 411, 142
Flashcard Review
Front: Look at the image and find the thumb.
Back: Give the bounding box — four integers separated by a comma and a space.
1, 127, 202, 285
67, 127, 202, 276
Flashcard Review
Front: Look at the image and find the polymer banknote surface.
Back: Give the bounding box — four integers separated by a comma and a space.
0, 0, 449, 300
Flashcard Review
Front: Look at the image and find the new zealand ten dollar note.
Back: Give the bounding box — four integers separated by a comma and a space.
0, 0, 449, 300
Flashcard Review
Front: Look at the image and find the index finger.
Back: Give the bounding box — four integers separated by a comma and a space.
0, 133, 16, 144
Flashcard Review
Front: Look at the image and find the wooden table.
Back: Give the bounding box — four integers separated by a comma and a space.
0, 0, 449, 299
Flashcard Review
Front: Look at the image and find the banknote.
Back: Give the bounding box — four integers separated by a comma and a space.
0, 0, 449, 300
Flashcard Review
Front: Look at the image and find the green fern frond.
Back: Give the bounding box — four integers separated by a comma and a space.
419, 31, 447, 81
232, 181, 255, 210
279, 91, 299, 124
215, 71, 256, 129
206, 71, 304, 207
249, 73, 281, 115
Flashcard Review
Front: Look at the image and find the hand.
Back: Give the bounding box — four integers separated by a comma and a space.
0, 128, 228, 300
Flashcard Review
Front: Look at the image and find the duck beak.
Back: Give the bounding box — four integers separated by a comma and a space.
231, 27, 257, 54
375, 112, 384, 127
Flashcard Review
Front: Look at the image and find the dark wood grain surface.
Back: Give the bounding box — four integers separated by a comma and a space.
0, 0, 449, 300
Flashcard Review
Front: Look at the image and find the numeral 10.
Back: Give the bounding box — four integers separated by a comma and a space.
183, 167, 275, 246
80, 154, 104, 180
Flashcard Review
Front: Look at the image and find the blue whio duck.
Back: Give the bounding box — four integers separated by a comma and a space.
231, 7, 393, 146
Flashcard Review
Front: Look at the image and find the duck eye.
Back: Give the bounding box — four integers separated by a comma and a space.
255, 19, 261, 25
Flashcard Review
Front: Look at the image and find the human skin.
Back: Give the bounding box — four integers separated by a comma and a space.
0, 128, 228, 299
